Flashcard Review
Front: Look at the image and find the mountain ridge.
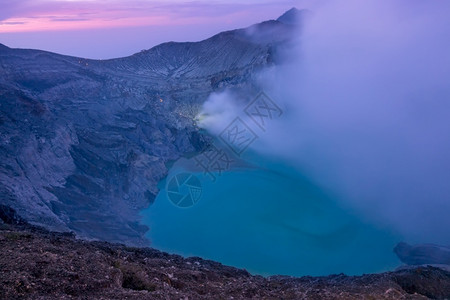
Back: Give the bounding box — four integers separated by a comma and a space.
277, 7, 304, 24
0, 9, 301, 63
0, 9, 301, 245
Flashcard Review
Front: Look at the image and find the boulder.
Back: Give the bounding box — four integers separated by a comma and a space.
394, 242, 450, 265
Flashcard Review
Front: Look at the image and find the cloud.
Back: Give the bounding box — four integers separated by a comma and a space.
0, 21, 27, 25
0, 0, 32, 21
0, 0, 300, 32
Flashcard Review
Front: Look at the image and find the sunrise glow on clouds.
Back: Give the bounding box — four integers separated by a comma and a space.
0, 0, 299, 58
0, 0, 297, 33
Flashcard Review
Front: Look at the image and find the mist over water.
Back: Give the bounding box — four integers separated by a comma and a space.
142, 0, 450, 277
143, 149, 401, 276
200, 0, 450, 245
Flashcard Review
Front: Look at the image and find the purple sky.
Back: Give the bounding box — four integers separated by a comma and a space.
0, 0, 300, 59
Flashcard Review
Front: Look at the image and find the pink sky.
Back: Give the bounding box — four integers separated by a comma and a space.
0, 0, 300, 58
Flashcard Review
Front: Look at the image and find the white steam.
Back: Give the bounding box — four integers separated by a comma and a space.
196, 91, 243, 135
199, 0, 450, 244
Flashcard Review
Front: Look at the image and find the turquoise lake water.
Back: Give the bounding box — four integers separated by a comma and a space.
141, 150, 401, 277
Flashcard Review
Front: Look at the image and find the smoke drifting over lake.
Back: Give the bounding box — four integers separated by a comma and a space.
200, 0, 450, 245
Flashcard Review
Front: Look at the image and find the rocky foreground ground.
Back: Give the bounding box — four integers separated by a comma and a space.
1, 223, 450, 299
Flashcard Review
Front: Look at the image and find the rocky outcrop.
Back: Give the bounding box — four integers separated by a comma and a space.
277, 7, 307, 25
1, 223, 450, 299
0, 14, 299, 245
0, 205, 27, 225
395, 242, 450, 266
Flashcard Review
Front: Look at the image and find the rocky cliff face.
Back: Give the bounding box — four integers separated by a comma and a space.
0, 14, 298, 245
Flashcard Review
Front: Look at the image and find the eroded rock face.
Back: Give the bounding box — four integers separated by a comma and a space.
0, 18, 298, 245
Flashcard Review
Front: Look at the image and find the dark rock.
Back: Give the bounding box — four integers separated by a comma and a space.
277, 7, 304, 25
393, 266, 450, 299
395, 242, 450, 265
1, 224, 450, 299
0, 205, 27, 225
